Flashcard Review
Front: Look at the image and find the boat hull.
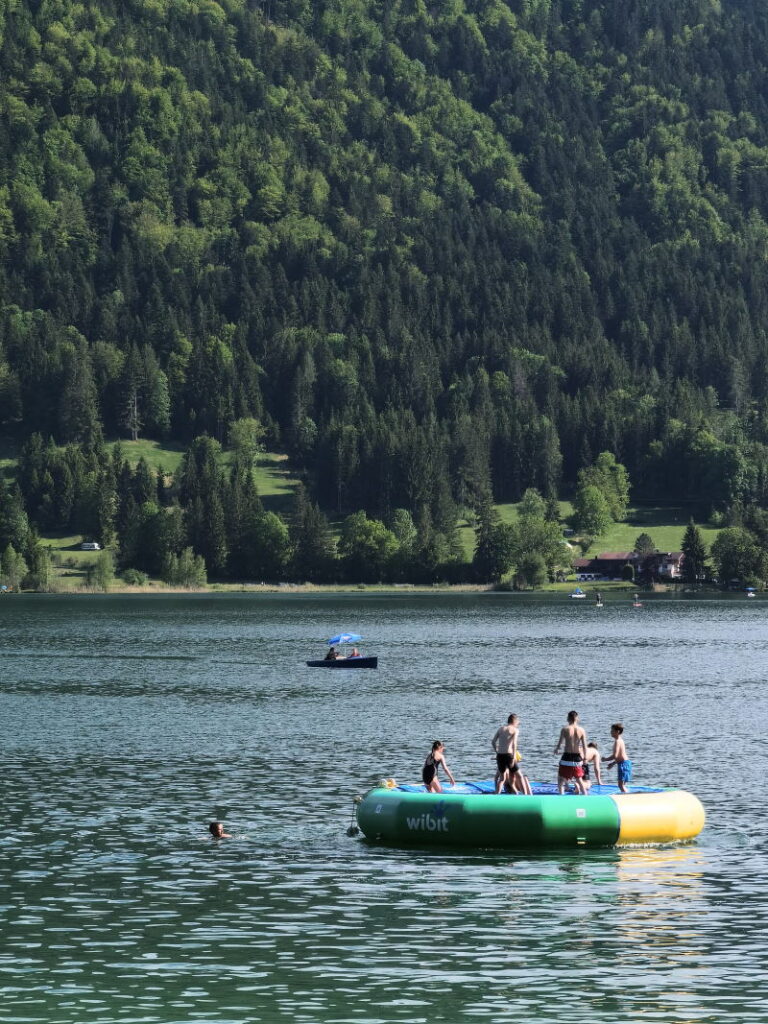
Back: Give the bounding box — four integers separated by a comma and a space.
306, 657, 378, 668
356, 784, 704, 849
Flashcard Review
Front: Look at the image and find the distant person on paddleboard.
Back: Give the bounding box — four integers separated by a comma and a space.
554, 710, 588, 794
209, 821, 231, 839
422, 741, 455, 793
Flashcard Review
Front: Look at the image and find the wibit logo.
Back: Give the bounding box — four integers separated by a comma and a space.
406, 801, 449, 833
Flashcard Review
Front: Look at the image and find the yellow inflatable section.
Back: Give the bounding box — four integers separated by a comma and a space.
614, 790, 706, 845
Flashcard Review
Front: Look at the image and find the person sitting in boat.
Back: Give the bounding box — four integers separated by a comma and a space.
422, 740, 455, 793
325, 646, 339, 660
350, 647, 361, 658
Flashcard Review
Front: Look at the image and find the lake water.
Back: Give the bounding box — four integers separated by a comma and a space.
1, 593, 766, 1024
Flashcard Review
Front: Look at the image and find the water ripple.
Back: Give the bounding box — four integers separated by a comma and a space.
0, 594, 766, 1022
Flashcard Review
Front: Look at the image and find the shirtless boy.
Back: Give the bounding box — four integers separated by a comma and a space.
605, 723, 632, 793
492, 714, 522, 794
554, 710, 588, 794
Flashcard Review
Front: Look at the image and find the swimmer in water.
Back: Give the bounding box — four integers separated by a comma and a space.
208, 821, 232, 839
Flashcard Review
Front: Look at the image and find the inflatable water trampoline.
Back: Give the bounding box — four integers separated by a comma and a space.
356, 780, 705, 848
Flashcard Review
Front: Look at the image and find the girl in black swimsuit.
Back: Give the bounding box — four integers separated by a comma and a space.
422, 741, 456, 792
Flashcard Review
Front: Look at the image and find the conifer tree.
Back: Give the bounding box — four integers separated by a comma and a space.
681, 520, 708, 583
290, 484, 336, 582
634, 533, 656, 557
0, 480, 30, 553
59, 338, 100, 444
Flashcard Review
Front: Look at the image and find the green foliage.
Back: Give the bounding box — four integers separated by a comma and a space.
633, 533, 656, 557
338, 510, 399, 582
8, 0, 768, 579
573, 484, 612, 537
0, 478, 30, 551
121, 567, 148, 586
573, 452, 630, 537
472, 507, 515, 583
241, 511, 292, 581
162, 546, 207, 588
510, 488, 570, 584
578, 453, 630, 523
517, 488, 547, 523
681, 520, 708, 583
87, 549, 114, 591
513, 551, 548, 590
228, 417, 265, 472
0, 0, 766, 528
1, 543, 28, 590
27, 543, 54, 592
290, 485, 336, 582
711, 527, 766, 586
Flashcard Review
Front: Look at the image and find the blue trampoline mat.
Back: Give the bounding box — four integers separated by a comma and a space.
397, 779, 664, 795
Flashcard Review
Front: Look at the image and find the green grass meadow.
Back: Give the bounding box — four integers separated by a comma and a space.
105, 440, 300, 516
3, 432, 722, 585
582, 505, 720, 556
457, 499, 720, 567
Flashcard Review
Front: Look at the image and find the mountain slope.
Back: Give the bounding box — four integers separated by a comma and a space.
2, 0, 768, 522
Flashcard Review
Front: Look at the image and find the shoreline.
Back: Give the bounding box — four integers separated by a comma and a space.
3, 581, 727, 597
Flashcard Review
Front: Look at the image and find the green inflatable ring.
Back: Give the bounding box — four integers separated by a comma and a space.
356, 784, 705, 849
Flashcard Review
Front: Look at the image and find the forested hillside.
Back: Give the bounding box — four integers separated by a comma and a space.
5, 0, 768, 581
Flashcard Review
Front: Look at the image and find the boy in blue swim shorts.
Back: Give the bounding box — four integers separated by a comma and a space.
605, 723, 632, 793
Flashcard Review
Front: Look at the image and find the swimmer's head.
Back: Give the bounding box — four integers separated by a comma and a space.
507, 713, 518, 724
209, 821, 225, 838
567, 710, 578, 723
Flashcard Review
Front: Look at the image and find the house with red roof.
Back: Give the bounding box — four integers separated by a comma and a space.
574, 550, 685, 581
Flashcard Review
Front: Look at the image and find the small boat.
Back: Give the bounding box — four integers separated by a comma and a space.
746, 587, 756, 598
307, 632, 378, 669
355, 779, 705, 848
307, 656, 378, 669
570, 587, 587, 599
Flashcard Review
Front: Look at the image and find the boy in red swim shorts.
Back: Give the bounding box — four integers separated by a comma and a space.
553, 710, 588, 795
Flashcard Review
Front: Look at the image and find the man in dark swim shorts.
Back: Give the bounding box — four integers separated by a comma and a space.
491, 714, 520, 794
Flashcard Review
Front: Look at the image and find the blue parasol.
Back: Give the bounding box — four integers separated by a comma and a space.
328, 633, 362, 646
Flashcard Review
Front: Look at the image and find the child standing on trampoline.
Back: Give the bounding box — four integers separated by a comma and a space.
605, 723, 632, 793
